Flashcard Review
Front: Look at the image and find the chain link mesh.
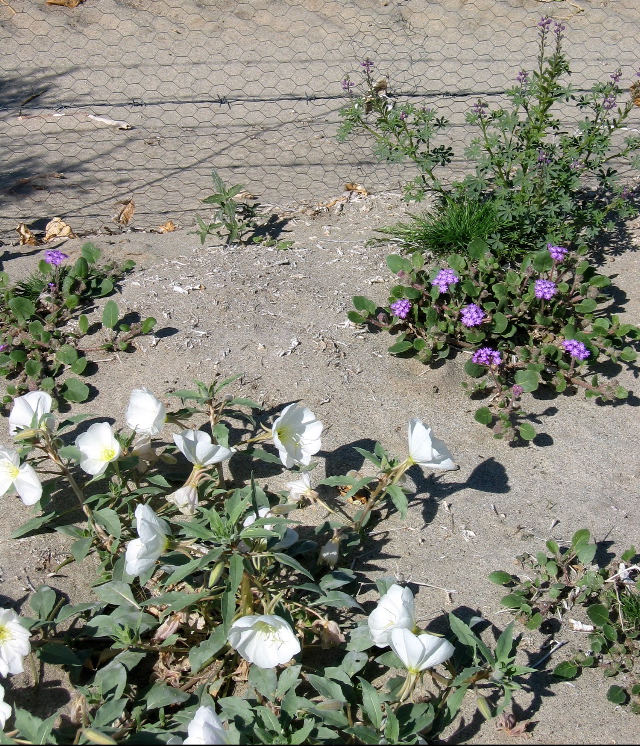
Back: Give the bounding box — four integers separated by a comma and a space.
1, 0, 638, 238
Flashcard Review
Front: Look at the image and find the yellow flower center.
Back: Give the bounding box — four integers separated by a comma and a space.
276, 424, 293, 443
0, 623, 12, 644
100, 447, 117, 462
4, 464, 20, 481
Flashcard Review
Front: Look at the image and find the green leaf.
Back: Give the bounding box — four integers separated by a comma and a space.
519, 422, 536, 440
65, 294, 80, 311
14, 710, 57, 745
144, 683, 190, 710
71, 537, 93, 563
102, 299, 119, 329
272, 552, 314, 580
388, 340, 413, 354
474, 407, 492, 425
92, 508, 121, 540
353, 296, 377, 315
571, 529, 591, 548
359, 677, 383, 730
500, 593, 525, 609
62, 378, 90, 402
78, 314, 89, 334
25, 359, 42, 379
92, 580, 140, 609
467, 237, 489, 260
532, 250, 553, 273
494, 621, 514, 663
492, 312, 508, 334
91, 698, 128, 728
553, 661, 579, 679
607, 685, 628, 705
587, 604, 610, 627
141, 317, 156, 334
9, 297, 36, 324
514, 368, 540, 392
37, 642, 83, 667
386, 254, 412, 275
11, 513, 55, 538
71, 357, 88, 375
488, 571, 514, 586
465, 359, 486, 378
386, 483, 408, 518
189, 624, 228, 674
577, 543, 597, 564
30, 585, 57, 621
81, 243, 101, 263
575, 298, 597, 314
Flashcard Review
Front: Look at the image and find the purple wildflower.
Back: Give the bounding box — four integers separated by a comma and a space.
515, 70, 529, 85
621, 186, 633, 200
44, 249, 69, 266
341, 78, 354, 93
569, 159, 583, 171
537, 149, 551, 165
460, 304, 485, 327
547, 243, 568, 261
390, 299, 411, 319
0, 344, 7, 352
360, 59, 374, 73
399, 111, 408, 120
562, 339, 590, 360
432, 268, 459, 293
472, 101, 487, 116
534, 279, 557, 300
603, 94, 617, 111
511, 384, 524, 398
538, 16, 552, 31
472, 347, 502, 366
610, 69, 622, 84
553, 21, 565, 37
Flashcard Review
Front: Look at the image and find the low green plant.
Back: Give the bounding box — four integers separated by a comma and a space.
339, 19, 640, 259
490, 530, 640, 712
195, 169, 259, 245
0, 243, 155, 406
348, 239, 639, 440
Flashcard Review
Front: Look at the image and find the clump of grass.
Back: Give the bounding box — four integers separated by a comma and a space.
371, 197, 503, 257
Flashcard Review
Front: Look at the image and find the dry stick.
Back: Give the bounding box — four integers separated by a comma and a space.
531, 640, 568, 668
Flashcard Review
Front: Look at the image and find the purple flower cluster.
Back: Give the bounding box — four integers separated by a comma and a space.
537, 16, 552, 32
511, 384, 524, 398
537, 149, 551, 165
603, 94, 617, 111
547, 243, 568, 261
610, 69, 623, 84
562, 339, 590, 360
390, 299, 411, 319
472, 347, 502, 366
44, 249, 69, 266
432, 268, 459, 293
553, 21, 565, 37
360, 59, 374, 73
534, 279, 557, 300
460, 304, 485, 327
569, 159, 583, 171
515, 70, 529, 85
399, 111, 408, 121
472, 101, 487, 116
0, 344, 7, 352
341, 78, 354, 93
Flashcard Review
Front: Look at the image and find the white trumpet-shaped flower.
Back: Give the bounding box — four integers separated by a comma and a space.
183, 705, 229, 745
0, 446, 42, 505
407, 418, 456, 471
125, 504, 170, 577
368, 583, 416, 648
9, 390, 54, 436
0, 683, 11, 729
0, 608, 31, 676
126, 387, 167, 436
166, 483, 199, 515
285, 471, 317, 502
272, 403, 322, 468
173, 430, 234, 467
75, 422, 121, 476
227, 614, 300, 668
390, 627, 455, 673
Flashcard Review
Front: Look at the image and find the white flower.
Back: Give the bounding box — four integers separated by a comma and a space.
166, 483, 199, 515
0, 446, 42, 506
124, 504, 170, 577
75, 422, 121, 476
390, 627, 454, 673
126, 387, 166, 436
0, 608, 31, 676
368, 583, 416, 648
407, 418, 456, 471
0, 683, 11, 729
9, 390, 54, 436
173, 430, 234, 467
184, 705, 229, 745
227, 614, 300, 668
285, 471, 316, 502
130, 434, 157, 475
240, 507, 299, 551
272, 403, 322, 468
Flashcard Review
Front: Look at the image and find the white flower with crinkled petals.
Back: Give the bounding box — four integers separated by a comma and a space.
368, 583, 416, 648
390, 627, 454, 673
9, 390, 54, 436
228, 614, 300, 668
124, 504, 170, 577
126, 387, 166, 436
0, 608, 31, 676
271, 403, 322, 468
0, 682, 11, 729
173, 430, 234, 467
407, 418, 457, 471
0, 446, 42, 506
183, 705, 229, 745
166, 483, 199, 515
75, 422, 121, 476
285, 471, 317, 502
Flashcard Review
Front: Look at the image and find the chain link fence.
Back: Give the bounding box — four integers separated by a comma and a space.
1, 0, 638, 239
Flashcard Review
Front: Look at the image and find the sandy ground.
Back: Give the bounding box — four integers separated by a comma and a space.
1, 190, 640, 742
1, 0, 640, 742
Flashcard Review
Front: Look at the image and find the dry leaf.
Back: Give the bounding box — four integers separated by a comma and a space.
17, 223, 38, 245
568, 618, 595, 632
46, 0, 84, 6
87, 114, 132, 130
344, 182, 369, 195
157, 220, 176, 233
44, 216, 76, 242
114, 198, 135, 225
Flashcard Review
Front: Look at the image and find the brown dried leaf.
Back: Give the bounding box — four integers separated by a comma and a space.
114, 198, 135, 225
46, 0, 84, 6
157, 220, 177, 233
344, 182, 369, 195
44, 216, 76, 242
17, 223, 38, 245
